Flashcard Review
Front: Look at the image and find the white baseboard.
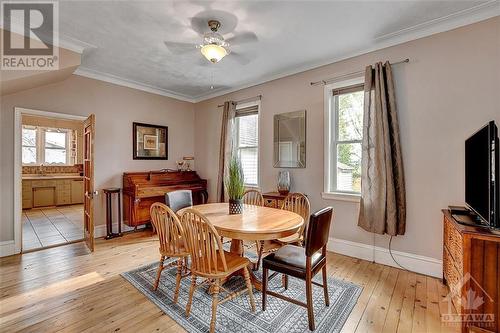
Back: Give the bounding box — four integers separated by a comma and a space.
94, 222, 145, 238
0, 240, 17, 257
327, 237, 443, 278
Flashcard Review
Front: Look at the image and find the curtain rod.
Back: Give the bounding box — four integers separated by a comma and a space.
310, 58, 410, 86
217, 95, 262, 108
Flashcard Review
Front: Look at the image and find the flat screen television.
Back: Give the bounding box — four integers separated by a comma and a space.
465, 121, 499, 229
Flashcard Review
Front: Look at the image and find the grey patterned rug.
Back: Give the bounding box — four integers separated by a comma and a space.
122, 251, 362, 333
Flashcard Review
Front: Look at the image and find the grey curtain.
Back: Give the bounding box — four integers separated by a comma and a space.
216, 101, 236, 203
358, 62, 406, 236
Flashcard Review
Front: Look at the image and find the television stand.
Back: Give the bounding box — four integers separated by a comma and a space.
451, 213, 487, 227
442, 210, 500, 333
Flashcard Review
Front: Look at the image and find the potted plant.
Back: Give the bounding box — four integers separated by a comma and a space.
226, 156, 245, 214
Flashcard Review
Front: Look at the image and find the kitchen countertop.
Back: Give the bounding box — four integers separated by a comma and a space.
22, 174, 84, 180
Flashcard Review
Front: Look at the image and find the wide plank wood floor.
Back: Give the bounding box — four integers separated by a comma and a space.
0, 231, 459, 333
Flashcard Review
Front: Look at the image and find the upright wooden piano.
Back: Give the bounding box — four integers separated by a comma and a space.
123, 171, 208, 227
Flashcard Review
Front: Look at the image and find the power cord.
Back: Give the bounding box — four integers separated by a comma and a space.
389, 235, 410, 272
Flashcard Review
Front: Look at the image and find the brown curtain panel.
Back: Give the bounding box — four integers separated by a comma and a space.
216, 101, 236, 203
358, 61, 406, 236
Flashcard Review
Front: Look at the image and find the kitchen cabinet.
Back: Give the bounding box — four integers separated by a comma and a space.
22, 180, 32, 209
22, 176, 84, 208
33, 187, 56, 207
71, 179, 84, 204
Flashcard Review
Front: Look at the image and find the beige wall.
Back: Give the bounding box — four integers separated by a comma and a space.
1, 75, 195, 241
193, 17, 500, 260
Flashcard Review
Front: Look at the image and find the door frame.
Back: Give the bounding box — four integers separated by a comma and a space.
14, 107, 88, 254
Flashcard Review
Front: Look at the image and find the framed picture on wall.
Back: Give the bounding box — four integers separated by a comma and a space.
133, 122, 168, 160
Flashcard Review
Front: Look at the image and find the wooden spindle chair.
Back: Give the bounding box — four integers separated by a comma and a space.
241, 189, 269, 270
181, 208, 256, 333
150, 203, 190, 304
254, 192, 311, 271
278, 193, 310, 245
242, 189, 264, 206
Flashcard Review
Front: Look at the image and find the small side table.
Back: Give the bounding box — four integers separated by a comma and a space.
103, 188, 122, 239
262, 191, 289, 209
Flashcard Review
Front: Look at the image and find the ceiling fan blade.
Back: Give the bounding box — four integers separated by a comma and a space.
226, 31, 258, 45
228, 51, 252, 65
164, 41, 198, 55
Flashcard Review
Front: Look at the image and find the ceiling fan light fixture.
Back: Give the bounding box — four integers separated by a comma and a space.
201, 44, 227, 63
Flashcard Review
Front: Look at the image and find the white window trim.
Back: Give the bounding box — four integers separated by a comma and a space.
323, 76, 364, 200
235, 100, 261, 188
22, 126, 73, 166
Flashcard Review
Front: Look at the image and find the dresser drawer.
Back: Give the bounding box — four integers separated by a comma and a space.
443, 246, 462, 312
264, 199, 277, 208
444, 217, 463, 273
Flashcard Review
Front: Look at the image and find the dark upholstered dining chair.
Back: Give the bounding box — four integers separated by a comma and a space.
165, 190, 193, 213
261, 206, 334, 331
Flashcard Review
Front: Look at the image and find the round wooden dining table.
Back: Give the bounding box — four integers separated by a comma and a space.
191, 202, 304, 290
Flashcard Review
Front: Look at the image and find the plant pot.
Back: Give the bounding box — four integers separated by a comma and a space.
228, 199, 243, 215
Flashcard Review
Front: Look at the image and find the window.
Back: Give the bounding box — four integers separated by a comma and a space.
44, 130, 68, 164
22, 126, 72, 165
22, 127, 37, 164
234, 103, 259, 187
325, 78, 364, 195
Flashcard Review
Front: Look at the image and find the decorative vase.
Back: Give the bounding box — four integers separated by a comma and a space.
277, 171, 291, 195
228, 199, 243, 215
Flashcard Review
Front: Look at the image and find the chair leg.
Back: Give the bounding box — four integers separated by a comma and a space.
183, 256, 189, 274
262, 267, 268, 311
243, 267, 256, 312
152, 255, 165, 291
185, 275, 197, 317
282, 274, 289, 290
322, 265, 330, 306
173, 259, 183, 304
210, 279, 220, 333
305, 275, 315, 331
254, 240, 264, 271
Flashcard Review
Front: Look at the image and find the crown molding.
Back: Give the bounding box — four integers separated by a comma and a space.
57, 33, 97, 54
74, 67, 196, 103
191, 1, 499, 102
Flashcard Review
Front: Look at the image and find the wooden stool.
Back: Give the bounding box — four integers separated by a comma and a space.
103, 188, 122, 239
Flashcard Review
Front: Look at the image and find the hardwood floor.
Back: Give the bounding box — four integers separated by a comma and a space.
0, 231, 458, 333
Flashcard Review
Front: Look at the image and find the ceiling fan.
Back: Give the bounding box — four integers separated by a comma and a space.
164, 19, 257, 65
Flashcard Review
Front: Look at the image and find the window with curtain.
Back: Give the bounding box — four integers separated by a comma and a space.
21, 126, 72, 165
326, 81, 364, 194
234, 103, 259, 187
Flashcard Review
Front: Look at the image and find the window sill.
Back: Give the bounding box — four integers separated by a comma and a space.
322, 192, 361, 203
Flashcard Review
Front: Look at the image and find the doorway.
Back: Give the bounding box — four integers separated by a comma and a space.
14, 108, 95, 254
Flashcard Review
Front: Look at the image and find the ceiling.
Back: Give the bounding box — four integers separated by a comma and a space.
55, 1, 499, 102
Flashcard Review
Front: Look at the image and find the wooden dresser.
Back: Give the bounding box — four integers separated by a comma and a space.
123, 171, 207, 227
442, 210, 500, 333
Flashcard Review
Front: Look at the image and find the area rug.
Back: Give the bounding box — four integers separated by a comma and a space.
122, 251, 362, 333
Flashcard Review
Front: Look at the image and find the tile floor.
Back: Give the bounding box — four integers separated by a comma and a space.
22, 204, 84, 251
